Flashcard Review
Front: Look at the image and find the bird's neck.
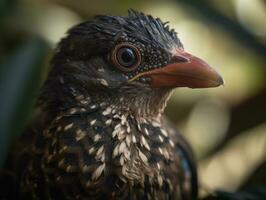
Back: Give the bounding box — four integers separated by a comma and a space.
40, 81, 172, 122
69, 89, 172, 119
106, 89, 173, 119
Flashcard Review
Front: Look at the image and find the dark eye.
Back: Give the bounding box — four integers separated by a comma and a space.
117, 48, 135, 67
111, 43, 141, 72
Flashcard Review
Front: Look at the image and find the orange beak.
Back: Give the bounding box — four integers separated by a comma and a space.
130, 50, 224, 88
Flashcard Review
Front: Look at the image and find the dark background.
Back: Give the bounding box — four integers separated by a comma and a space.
0, 0, 265, 198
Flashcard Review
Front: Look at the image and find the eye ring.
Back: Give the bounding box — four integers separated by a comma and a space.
111, 43, 141, 72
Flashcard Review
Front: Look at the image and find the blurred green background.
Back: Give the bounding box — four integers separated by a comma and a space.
0, 0, 265, 198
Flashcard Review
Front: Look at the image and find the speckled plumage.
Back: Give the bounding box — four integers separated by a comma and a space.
2, 10, 199, 200
20, 95, 197, 200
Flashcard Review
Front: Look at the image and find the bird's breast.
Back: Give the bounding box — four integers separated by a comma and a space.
30, 103, 183, 199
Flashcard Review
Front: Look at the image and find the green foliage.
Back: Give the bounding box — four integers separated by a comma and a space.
0, 38, 48, 165
0, 0, 16, 20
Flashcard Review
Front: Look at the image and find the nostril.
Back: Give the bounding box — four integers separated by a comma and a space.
171, 55, 189, 63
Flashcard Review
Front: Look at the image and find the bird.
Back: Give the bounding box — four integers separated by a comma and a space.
1, 9, 223, 200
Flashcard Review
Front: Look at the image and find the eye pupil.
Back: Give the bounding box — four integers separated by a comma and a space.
121, 48, 134, 64
117, 48, 136, 67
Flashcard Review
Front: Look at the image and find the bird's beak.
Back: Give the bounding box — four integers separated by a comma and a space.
129, 50, 224, 88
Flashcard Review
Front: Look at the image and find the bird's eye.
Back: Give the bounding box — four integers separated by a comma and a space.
117, 48, 135, 67
111, 43, 141, 72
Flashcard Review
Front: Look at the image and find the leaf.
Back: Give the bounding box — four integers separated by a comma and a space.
0, 38, 48, 165
0, 0, 16, 20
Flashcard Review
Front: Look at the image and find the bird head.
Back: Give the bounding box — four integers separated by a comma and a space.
41, 10, 223, 117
